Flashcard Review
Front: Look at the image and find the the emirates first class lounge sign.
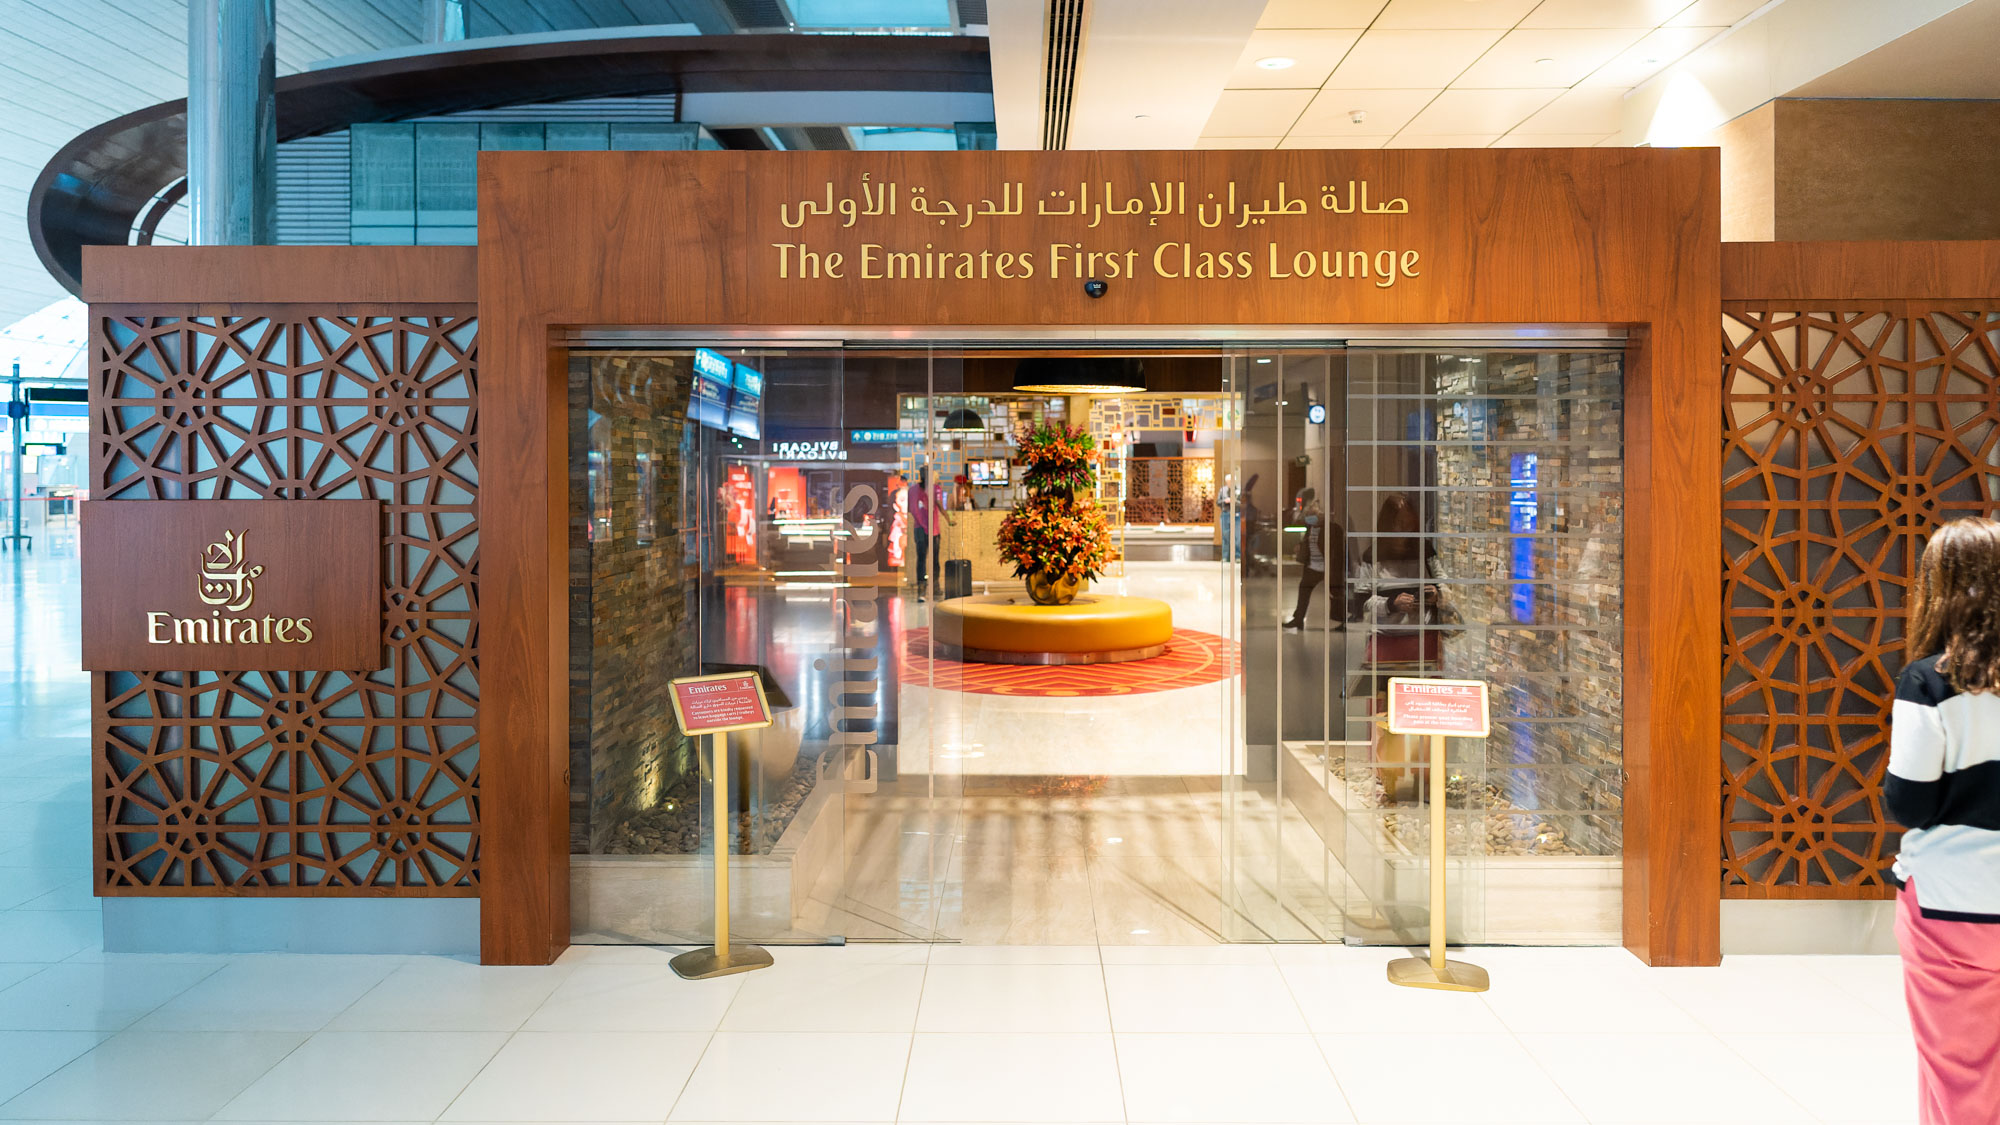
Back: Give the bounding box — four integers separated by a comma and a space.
761, 168, 1426, 288
80, 500, 383, 672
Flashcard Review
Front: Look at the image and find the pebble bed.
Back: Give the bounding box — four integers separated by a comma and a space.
605, 752, 822, 855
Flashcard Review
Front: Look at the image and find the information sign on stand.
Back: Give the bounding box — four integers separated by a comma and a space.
666, 671, 776, 980
1384, 677, 1492, 993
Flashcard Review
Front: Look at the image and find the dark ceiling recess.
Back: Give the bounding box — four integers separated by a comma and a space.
802, 126, 852, 150
719, 0, 792, 30
1041, 0, 1086, 150
956, 0, 990, 24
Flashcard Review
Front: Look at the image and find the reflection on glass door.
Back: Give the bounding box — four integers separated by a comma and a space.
1341, 347, 1625, 947
1227, 347, 1347, 941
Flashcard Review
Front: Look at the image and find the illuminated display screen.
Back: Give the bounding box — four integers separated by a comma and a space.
967, 458, 1009, 485
1509, 452, 1538, 624
728, 362, 763, 440
692, 348, 732, 430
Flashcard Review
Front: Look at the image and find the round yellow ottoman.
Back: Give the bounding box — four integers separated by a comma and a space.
931, 594, 1174, 665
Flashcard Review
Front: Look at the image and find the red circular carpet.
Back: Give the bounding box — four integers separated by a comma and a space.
900, 626, 1241, 697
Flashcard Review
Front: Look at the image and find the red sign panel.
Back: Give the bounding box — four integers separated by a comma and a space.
1386, 678, 1490, 737
669, 671, 774, 735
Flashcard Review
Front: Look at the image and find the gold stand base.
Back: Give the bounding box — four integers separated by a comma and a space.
670, 944, 774, 980
1387, 956, 1490, 992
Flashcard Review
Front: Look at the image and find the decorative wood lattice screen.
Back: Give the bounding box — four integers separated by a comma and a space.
1722, 308, 2000, 897
92, 312, 480, 893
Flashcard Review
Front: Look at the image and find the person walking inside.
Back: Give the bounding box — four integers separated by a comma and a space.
909, 467, 949, 601
1889, 517, 2000, 1124
1283, 488, 1339, 631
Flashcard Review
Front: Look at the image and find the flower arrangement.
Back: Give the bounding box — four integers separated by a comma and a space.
996, 421, 1114, 591
996, 493, 1114, 586
1015, 421, 1098, 497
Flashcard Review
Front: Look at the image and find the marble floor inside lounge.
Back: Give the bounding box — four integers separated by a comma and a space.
799, 560, 1350, 945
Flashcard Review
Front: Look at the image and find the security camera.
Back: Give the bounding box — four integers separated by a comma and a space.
1084, 279, 1108, 298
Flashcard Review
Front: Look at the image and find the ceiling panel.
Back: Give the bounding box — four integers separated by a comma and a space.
1580, 24, 1725, 86
1403, 88, 1562, 134
1513, 85, 1627, 133
1278, 133, 1390, 148
1255, 0, 1388, 29
1201, 87, 1316, 137
1520, 0, 1691, 29
1068, 0, 1267, 149
1293, 87, 1439, 135
1374, 0, 1539, 29
1492, 131, 1614, 146
1322, 29, 1507, 88
1195, 135, 1285, 148
1664, 0, 1766, 27
1385, 133, 1497, 147
1453, 27, 1647, 87
1224, 29, 1363, 89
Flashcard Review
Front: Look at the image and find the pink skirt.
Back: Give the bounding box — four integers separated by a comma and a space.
1897, 881, 2000, 1125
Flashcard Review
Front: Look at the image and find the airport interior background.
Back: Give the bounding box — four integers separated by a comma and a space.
565, 342, 1626, 950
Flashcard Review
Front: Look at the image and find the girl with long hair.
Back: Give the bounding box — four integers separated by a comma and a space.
1889, 517, 2000, 1124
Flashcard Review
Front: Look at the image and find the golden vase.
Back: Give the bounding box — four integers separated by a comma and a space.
1026, 569, 1081, 606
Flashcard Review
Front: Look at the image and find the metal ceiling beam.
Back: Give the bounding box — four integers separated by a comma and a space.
29, 31, 991, 296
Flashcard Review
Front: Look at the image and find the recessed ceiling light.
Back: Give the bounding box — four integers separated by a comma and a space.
1534, 57, 1555, 65
1256, 56, 1296, 70
1135, 113, 1151, 119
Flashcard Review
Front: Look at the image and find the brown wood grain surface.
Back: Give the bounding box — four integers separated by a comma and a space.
80, 500, 383, 671
83, 245, 479, 304
1722, 240, 2000, 302
472, 147, 1724, 966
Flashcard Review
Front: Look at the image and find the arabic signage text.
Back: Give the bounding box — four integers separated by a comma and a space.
767, 175, 1422, 288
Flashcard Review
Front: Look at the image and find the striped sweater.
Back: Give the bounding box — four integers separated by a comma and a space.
1889, 653, 2000, 922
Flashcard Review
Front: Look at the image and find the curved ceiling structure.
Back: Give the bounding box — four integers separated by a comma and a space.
29, 31, 991, 298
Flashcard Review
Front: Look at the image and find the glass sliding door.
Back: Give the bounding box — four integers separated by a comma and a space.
1228, 346, 1346, 942
569, 345, 854, 946
811, 346, 967, 941
1341, 346, 1625, 947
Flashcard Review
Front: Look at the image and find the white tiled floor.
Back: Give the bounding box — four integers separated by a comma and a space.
0, 530, 1932, 1124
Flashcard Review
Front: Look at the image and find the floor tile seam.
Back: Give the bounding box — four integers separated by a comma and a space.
1493, 1000, 1594, 1125
0, 954, 233, 1035
1298, 1022, 1364, 1124
891, 967, 924, 1125
1700, 1024, 1867, 1124
1092, 942, 1135, 1125
143, 955, 404, 1035
0, 1027, 108, 1115
428, 1022, 555, 1125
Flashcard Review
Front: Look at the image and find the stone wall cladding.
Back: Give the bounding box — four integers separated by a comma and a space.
567, 354, 699, 854
1432, 352, 1625, 857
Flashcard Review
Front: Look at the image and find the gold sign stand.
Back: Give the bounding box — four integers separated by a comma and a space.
1384, 678, 1491, 994
666, 672, 776, 981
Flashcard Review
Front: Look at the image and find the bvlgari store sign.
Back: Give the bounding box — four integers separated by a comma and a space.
80, 500, 383, 672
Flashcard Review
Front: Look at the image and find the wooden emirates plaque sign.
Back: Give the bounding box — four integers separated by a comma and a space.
668, 671, 773, 736
80, 500, 383, 672
1386, 677, 1491, 738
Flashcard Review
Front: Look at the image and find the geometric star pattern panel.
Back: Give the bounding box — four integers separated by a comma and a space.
91, 312, 479, 893
1721, 308, 2000, 897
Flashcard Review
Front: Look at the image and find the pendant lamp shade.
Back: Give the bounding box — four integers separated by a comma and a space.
941, 406, 985, 432
1012, 357, 1146, 394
